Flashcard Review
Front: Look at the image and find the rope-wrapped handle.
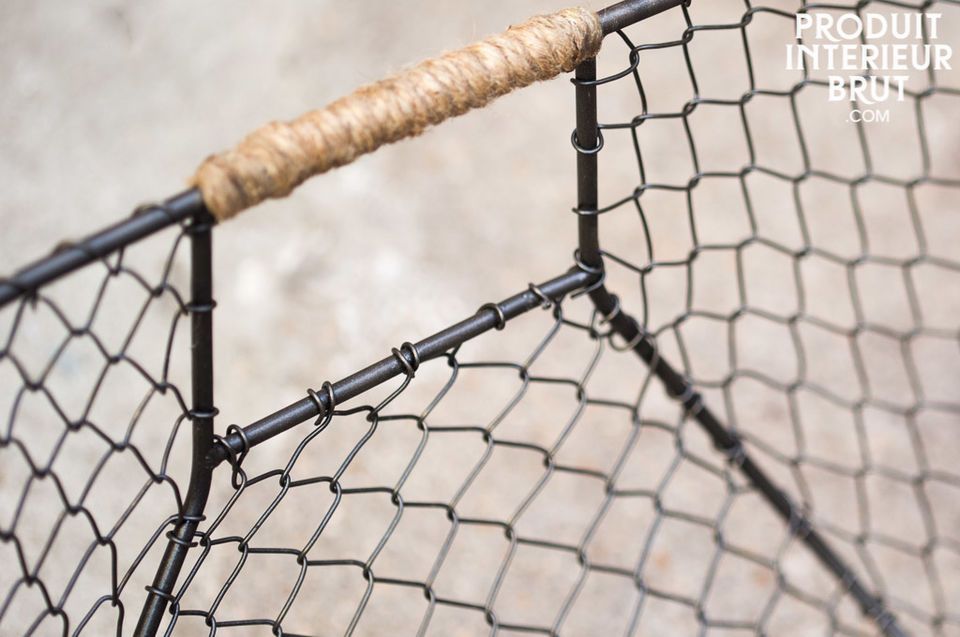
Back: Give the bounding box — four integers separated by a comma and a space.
191, 7, 603, 221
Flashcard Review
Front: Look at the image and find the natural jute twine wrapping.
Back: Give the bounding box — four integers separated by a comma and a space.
192, 7, 603, 221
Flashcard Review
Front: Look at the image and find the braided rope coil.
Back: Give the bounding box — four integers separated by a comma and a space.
191, 7, 603, 220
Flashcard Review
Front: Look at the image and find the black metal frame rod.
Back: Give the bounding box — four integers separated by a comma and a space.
597, 0, 686, 34
134, 208, 217, 637
208, 266, 597, 465
0, 188, 204, 309
572, 58, 909, 637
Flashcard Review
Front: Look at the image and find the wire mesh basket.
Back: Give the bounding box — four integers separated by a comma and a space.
1, 1, 959, 636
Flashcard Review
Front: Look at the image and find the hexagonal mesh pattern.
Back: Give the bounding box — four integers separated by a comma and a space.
2, 1, 959, 636
0, 217, 194, 635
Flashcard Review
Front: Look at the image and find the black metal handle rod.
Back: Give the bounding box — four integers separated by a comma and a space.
207, 266, 598, 465
0, 0, 688, 312
0, 0, 696, 314
572, 58, 908, 637
0, 188, 205, 310
597, 0, 686, 34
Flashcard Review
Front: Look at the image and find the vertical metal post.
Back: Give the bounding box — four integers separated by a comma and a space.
134, 208, 217, 637
575, 58, 602, 268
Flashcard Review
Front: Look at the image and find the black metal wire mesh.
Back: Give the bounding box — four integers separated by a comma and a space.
159, 291, 784, 637
579, 0, 960, 634
0, 219, 195, 635
1, 1, 959, 636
